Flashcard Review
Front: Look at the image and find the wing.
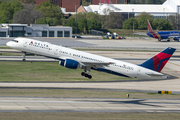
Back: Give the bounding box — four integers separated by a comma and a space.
59, 56, 114, 69
81, 61, 114, 69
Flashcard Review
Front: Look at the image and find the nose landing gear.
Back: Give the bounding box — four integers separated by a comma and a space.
22, 52, 26, 61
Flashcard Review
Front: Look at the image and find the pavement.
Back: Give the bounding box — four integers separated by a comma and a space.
1, 38, 180, 51
0, 79, 179, 93
0, 97, 180, 113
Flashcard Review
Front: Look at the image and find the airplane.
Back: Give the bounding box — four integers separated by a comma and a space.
146, 19, 180, 42
6, 38, 176, 79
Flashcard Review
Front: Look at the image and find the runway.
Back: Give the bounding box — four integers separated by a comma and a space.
0, 97, 180, 113
0, 79, 179, 93
1, 38, 180, 51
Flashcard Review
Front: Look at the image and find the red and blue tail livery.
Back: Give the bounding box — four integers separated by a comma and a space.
146, 19, 180, 42
140, 47, 176, 72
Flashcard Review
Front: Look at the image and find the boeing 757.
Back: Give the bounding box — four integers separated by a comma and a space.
146, 19, 180, 42
6, 38, 176, 79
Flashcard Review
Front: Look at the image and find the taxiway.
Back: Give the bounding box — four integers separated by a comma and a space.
0, 97, 180, 113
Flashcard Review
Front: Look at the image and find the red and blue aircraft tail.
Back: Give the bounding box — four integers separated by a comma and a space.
140, 47, 176, 72
147, 19, 161, 39
147, 19, 153, 33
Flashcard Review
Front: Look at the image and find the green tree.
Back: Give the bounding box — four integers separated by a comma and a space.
68, 12, 102, 33
65, 18, 77, 33
86, 12, 102, 21
152, 18, 173, 30
87, 18, 101, 32
136, 12, 153, 30
36, 17, 47, 24
36, 17, 58, 26
35, 0, 64, 25
123, 17, 138, 29
13, 9, 44, 24
103, 12, 124, 29
70, 12, 86, 20
168, 14, 180, 30
0, 0, 23, 23
82, 0, 90, 6
19, 0, 36, 4
77, 18, 87, 33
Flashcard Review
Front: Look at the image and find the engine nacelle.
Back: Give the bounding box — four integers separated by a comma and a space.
59, 61, 64, 66
59, 59, 82, 69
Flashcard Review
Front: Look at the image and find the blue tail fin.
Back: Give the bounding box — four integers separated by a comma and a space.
139, 47, 176, 72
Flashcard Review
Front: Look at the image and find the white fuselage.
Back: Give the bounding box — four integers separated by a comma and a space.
6, 38, 167, 79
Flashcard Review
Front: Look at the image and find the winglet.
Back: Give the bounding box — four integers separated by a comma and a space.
147, 19, 153, 33
140, 47, 176, 72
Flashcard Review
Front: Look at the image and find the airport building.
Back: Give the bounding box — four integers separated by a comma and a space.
77, 0, 180, 19
0, 24, 72, 38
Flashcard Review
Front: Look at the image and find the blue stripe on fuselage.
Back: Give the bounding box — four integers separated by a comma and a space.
91, 68, 130, 78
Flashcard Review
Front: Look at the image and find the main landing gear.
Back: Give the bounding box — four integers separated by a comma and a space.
81, 72, 92, 79
81, 67, 92, 79
22, 52, 26, 61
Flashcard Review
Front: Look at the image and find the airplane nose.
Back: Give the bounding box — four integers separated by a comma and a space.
6, 41, 11, 47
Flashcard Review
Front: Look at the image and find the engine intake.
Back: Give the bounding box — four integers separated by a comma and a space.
59, 59, 82, 69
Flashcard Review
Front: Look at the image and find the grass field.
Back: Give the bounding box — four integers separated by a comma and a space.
0, 61, 132, 82
1, 112, 180, 120
0, 88, 179, 99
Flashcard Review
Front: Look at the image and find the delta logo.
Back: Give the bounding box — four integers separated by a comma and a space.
29, 41, 49, 48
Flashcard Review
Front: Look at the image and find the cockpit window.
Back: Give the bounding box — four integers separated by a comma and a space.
12, 40, 19, 43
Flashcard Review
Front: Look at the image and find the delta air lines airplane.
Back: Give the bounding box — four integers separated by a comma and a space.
6, 38, 176, 79
146, 19, 180, 42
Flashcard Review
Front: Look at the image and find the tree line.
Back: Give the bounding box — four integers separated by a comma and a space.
123, 12, 175, 30
0, 0, 63, 25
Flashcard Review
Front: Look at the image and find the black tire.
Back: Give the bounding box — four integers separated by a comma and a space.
81, 72, 85, 76
85, 74, 89, 77
88, 75, 92, 79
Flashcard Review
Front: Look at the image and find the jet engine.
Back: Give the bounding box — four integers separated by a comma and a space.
59, 59, 82, 69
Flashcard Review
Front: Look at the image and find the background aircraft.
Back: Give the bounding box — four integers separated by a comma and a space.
6, 38, 176, 79
146, 19, 180, 42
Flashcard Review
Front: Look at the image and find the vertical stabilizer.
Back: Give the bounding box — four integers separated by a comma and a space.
147, 19, 153, 33
140, 47, 176, 72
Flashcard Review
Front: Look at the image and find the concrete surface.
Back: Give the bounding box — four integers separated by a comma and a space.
1, 38, 180, 50
0, 97, 180, 113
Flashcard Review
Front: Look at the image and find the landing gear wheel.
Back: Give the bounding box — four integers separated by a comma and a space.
22, 59, 26, 62
81, 72, 85, 76
158, 39, 161, 41
85, 74, 89, 77
88, 75, 92, 79
22, 52, 26, 62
